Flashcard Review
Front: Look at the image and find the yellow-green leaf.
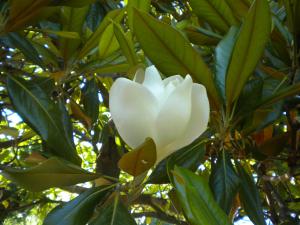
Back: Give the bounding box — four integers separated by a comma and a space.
189, 0, 238, 33
98, 23, 120, 59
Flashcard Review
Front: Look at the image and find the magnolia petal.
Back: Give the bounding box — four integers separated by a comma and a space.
157, 83, 209, 162
142, 65, 164, 99
162, 75, 183, 86
154, 75, 193, 150
109, 78, 157, 148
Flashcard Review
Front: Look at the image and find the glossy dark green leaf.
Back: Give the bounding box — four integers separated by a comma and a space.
148, 141, 206, 184
43, 185, 112, 225
6, 32, 44, 67
189, 0, 238, 33
236, 77, 264, 115
173, 167, 231, 225
7, 76, 81, 165
225, 0, 271, 106
2, 157, 100, 192
133, 9, 220, 106
113, 23, 138, 66
215, 26, 239, 102
236, 162, 266, 225
209, 151, 240, 214
82, 78, 99, 125
89, 196, 137, 225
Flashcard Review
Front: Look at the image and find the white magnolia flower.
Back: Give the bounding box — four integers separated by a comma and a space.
109, 66, 210, 163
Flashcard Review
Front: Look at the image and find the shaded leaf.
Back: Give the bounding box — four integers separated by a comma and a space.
50, 0, 96, 7
43, 185, 112, 225
189, 0, 238, 33
2, 157, 100, 192
236, 162, 266, 225
225, 0, 271, 106
89, 196, 137, 225
60, 6, 89, 62
118, 138, 156, 177
258, 83, 300, 108
173, 167, 231, 225
6, 32, 44, 67
209, 151, 240, 214
7, 76, 81, 165
215, 26, 239, 102
82, 78, 99, 125
4, 0, 51, 32
148, 141, 206, 184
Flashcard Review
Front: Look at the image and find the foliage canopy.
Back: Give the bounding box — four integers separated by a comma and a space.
0, 0, 300, 224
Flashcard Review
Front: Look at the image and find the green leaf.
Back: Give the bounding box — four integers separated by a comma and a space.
98, 23, 119, 59
2, 157, 100, 192
209, 151, 240, 214
78, 9, 123, 59
184, 26, 220, 46
236, 77, 264, 115
173, 167, 231, 225
32, 29, 80, 39
189, 0, 238, 33
0, 126, 19, 138
82, 78, 99, 125
148, 141, 206, 184
236, 162, 266, 225
215, 26, 239, 102
258, 83, 300, 108
89, 195, 137, 225
60, 6, 89, 62
225, 0, 249, 19
50, 0, 96, 7
118, 138, 156, 177
7, 76, 81, 165
225, 0, 271, 106
4, 0, 51, 32
133, 9, 220, 107
6, 32, 44, 67
126, 0, 151, 31
43, 185, 113, 225
113, 23, 138, 66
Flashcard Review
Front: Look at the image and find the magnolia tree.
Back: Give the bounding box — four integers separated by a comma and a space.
0, 0, 300, 224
